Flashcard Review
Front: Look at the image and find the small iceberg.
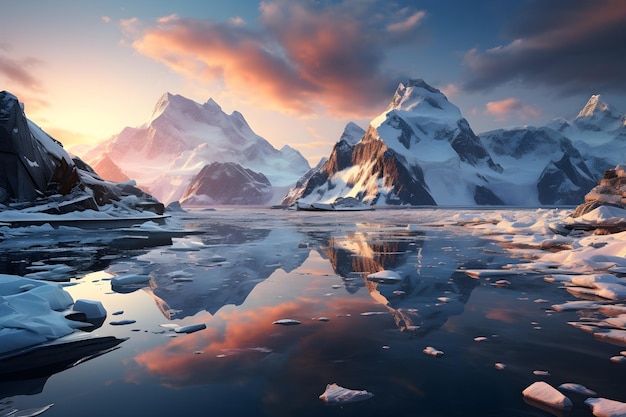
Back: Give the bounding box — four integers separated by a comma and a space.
522, 381, 572, 410
110, 274, 151, 285
319, 383, 374, 405
174, 323, 206, 334
558, 382, 597, 396
423, 346, 444, 357
273, 319, 302, 326
585, 397, 626, 417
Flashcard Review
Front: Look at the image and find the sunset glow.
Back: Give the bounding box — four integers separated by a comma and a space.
1, 0, 625, 164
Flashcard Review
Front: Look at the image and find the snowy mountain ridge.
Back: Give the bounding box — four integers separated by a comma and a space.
284, 80, 625, 207
86, 93, 310, 204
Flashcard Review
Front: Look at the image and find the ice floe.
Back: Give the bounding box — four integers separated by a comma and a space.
585, 397, 626, 417
522, 381, 572, 410
557, 383, 597, 396
423, 346, 444, 357
174, 323, 206, 334
0, 274, 95, 355
319, 383, 374, 405
272, 319, 302, 326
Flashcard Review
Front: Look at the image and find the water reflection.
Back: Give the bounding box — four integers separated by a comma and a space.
319, 227, 479, 335
128, 219, 484, 397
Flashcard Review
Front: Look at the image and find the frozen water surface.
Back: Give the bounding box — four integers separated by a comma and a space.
1, 207, 625, 416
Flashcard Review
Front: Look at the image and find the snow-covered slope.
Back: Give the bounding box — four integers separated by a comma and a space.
85, 93, 310, 204
548, 94, 626, 173
284, 79, 504, 206
480, 126, 597, 205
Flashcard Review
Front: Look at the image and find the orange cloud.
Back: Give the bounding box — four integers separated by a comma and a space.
122, 1, 428, 119
485, 97, 541, 121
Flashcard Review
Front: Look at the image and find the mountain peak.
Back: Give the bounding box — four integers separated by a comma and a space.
372, 79, 461, 128
576, 94, 618, 119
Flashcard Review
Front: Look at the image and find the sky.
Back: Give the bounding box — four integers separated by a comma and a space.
1, 0, 625, 165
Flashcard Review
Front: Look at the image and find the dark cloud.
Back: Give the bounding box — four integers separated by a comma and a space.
0, 54, 44, 91
126, 0, 428, 117
462, 0, 626, 95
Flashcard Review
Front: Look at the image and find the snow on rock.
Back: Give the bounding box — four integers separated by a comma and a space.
585, 397, 626, 417
319, 383, 374, 405
366, 270, 402, 283
522, 381, 572, 410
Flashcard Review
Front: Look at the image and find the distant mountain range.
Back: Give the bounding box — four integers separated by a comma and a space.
72, 81, 626, 208
83, 93, 310, 205
284, 80, 625, 207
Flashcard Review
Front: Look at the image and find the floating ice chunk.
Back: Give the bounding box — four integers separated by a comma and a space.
316, 317, 330, 322
110, 319, 136, 326
533, 370, 551, 376
492, 279, 511, 287
474, 336, 488, 342
522, 381, 572, 410
423, 346, 444, 357
273, 319, 302, 326
609, 356, 626, 363
360, 311, 387, 316
4, 403, 54, 417
463, 269, 521, 278
585, 397, 626, 417
593, 329, 626, 345
558, 383, 597, 396
110, 274, 151, 285
366, 270, 402, 283
437, 297, 451, 303
319, 383, 374, 405
73, 299, 107, 319
209, 254, 227, 263
551, 300, 601, 311
604, 314, 626, 329
406, 224, 420, 231
495, 363, 507, 370
174, 323, 206, 334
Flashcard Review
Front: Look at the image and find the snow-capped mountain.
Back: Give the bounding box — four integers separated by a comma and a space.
284, 79, 504, 206
85, 93, 310, 204
286, 81, 626, 207
547, 94, 626, 173
0, 91, 163, 215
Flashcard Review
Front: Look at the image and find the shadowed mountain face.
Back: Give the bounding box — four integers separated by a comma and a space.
0, 91, 163, 215
181, 162, 273, 206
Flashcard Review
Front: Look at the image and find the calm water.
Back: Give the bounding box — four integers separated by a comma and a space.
0, 208, 623, 417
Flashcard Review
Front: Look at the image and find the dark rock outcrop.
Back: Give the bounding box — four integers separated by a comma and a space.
0, 91, 164, 215
181, 162, 273, 205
